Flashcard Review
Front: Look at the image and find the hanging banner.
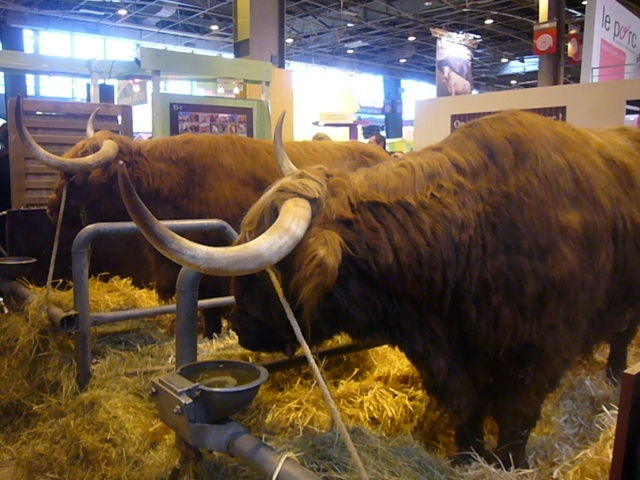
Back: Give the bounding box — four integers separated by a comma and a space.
117, 79, 148, 106
533, 21, 558, 55
435, 37, 473, 97
568, 31, 583, 64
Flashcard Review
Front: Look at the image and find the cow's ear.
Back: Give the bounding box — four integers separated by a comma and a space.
291, 228, 344, 314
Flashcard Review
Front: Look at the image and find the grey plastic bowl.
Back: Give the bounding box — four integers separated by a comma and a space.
0, 256, 37, 280
177, 359, 269, 422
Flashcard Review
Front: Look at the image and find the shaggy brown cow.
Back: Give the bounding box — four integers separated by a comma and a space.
115, 110, 640, 469
16, 98, 389, 337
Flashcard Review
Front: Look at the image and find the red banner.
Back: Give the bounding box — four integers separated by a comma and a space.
533, 21, 558, 55
567, 31, 583, 65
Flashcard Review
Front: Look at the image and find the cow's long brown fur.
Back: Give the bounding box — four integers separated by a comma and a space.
47, 132, 389, 336
231, 110, 640, 468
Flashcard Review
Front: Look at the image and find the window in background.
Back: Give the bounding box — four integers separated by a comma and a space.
401, 79, 436, 121
23, 29, 35, 54
38, 75, 73, 98
73, 34, 106, 60
105, 37, 137, 61
39, 31, 72, 57
160, 80, 196, 95
288, 61, 386, 140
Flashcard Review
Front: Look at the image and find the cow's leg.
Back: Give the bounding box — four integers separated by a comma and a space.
607, 312, 640, 381
453, 401, 488, 464
199, 277, 231, 338
202, 309, 223, 339
490, 392, 543, 470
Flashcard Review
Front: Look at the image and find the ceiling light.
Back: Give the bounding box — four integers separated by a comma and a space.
399, 58, 407, 63
346, 22, 355, 27
582, 0, 587, 4
285, 37, 294, 44
484, 17, 494, 25
501, 55, 509, 63
117, 8, 128, 16
407, 35, 417, 42
510, 79, 517, 85
424, 1, 433, 5
346, 48, 355, 54
210, 24, 219, 31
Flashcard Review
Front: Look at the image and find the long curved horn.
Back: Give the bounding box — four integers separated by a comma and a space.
274, 111, 299, 175
86, 107, 101, 137
116, 161, 312, 276
15, 95, 119, 173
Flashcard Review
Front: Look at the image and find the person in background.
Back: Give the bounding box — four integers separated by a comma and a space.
312, 132, 332, 141
368, 133, 387, 152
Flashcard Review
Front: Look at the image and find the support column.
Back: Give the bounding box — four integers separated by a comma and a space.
0, 25, 27, 119
383, 77, 403, 140
538, 0, 565, 87
233, 0, 285, 67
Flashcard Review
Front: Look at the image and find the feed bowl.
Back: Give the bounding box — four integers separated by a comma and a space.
0, 257, 37, 280
177, 359, 269, 422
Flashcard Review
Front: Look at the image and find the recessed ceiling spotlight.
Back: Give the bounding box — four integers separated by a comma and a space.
399, 58, 407, 63
210, 24, 219, 31
510, 79, 517, 85
407, 35, 417, 41
346, 22, 355, 27
285, 37, 294, 44
117, 8, 128, 16
501, 55, 509, 63
346, 48, 355, 54
484, 17, 494, 25
424, 1, 433, 5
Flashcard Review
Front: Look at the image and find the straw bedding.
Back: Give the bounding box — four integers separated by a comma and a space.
0, 276, 630, 479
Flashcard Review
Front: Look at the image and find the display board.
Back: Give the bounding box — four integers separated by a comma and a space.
170, 102, 254, 137
154, 93, 270, 140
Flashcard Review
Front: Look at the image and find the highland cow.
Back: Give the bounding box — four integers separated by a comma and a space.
16, 97, 389, 337
115, 110, 640, 469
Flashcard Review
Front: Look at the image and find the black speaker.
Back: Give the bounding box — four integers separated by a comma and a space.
86, 83, 115, 104
99, 84, 115, 104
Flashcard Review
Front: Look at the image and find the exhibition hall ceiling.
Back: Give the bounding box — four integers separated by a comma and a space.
0, 0, 638, 92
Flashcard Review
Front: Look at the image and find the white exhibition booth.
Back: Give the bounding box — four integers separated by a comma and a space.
414, 77, 640, 150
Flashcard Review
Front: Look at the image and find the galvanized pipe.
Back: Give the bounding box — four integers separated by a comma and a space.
189, 421, 320, 480
175, 267, 203, 369
0, 277, 71, 326
71, 219, 237, 389
174, 225, 237, 368
227, 428, 320, 480
259, 340, 383, 374
87, 296, 235, 328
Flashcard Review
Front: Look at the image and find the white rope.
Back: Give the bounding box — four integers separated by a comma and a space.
44, 182, 67, 314
270, 451, 294, 480
266, 268, 370, 480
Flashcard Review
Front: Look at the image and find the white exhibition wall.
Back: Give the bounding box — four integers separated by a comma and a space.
413, 77, 640, 150
581, 0, 640, 83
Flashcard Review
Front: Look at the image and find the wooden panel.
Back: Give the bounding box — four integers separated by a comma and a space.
242, 67, 294, 141
610, 361, 640, 479
7, 97, 133, 209
269, 67, 294, 141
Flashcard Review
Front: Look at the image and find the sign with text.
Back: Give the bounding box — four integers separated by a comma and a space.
319, 112, 354, 124
450, 107, 567, 132
581, 0, 640, 82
